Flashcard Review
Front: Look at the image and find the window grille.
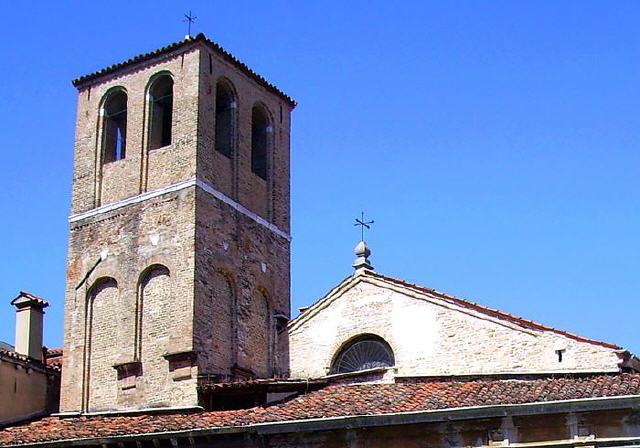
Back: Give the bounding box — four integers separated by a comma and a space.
332, 336, 394, 374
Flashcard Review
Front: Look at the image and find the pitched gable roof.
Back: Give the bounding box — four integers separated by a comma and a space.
290, 270, 623, 350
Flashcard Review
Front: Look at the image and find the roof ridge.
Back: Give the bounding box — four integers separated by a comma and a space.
364, 271, 622, 350
72, 33, 296, 107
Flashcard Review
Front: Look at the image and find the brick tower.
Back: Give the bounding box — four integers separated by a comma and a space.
60, 34, 295, 413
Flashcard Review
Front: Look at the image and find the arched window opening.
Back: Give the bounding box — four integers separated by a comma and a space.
251, 106, 270, 180
148, 75, 174, 150
331, 335, 394, 374
215, 82, 235, 158
102, 90, 127, 163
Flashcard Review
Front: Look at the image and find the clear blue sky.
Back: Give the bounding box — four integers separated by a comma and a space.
0, 1, 638, 353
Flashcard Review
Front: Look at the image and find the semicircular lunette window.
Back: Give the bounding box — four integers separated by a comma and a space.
332, 336, 395, 374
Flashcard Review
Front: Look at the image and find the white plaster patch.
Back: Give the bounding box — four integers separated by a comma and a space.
392, 299, 438, 362
149, 234, 160, 246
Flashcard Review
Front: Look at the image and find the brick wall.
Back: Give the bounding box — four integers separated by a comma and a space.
196, 48, 292, 231
70, 47, 201, 214
62, 40, 292, 412
86, 279, 119, 410
61, 187, 197, 412
194, 189, 291, 379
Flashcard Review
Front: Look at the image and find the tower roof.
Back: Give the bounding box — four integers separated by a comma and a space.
71, 33, 296, 107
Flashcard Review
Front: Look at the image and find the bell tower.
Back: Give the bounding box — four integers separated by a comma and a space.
61, 34, 294, 413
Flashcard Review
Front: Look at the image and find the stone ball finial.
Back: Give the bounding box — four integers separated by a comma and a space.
353, 241, 373, 272
354, 241, 371, 258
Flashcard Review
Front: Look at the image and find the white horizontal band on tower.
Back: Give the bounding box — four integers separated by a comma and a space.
68, 178, 291, 241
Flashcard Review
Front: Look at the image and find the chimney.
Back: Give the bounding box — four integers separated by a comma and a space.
11, 291, 49, 361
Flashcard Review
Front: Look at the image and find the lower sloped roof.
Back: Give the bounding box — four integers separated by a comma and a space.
2, 373, 640, 446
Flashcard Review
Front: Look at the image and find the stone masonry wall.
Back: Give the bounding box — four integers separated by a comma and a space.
194, 189, 291, 379
70, 46, 201, 214
289, 276, 621, 378
193, 44, 292, 380
86, 279, 120, 410
63, 40, 293, 412
61, 188, 197, 412
196, 48, 292, 232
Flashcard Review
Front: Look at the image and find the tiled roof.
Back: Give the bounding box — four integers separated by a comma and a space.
2, 373, 640, 446
72, 33, 296, 107
0, 346, 61, 373
0, 348, 30, 364
44, 348, 63, 356
198, 377, 326, 394
10, 291, 49, 309
44, 347, 63, 370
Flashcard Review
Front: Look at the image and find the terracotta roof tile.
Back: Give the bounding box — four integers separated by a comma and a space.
0, 348, 30, 364
0, 346, 61, 373
10, 291, 49, 309
2, 373, 640, 446
72, 33, 296, 107
44, 347, 63, 370
198, 377, 326, 394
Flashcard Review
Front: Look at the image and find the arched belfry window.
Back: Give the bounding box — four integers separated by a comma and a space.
251, 105, 270, 180
215, 81, 235, 158
331, 335, 395, 374
148, 75, 174, 150
101, 90, 127, 163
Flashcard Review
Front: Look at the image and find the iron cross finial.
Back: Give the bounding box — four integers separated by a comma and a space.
184, 11, 198, 37
354, 211, 374, 242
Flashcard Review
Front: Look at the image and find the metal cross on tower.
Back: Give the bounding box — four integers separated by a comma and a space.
354, 211, 374, 242
184, 11, 197, 37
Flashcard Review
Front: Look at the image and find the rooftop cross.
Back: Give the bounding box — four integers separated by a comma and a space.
184, 11, 198, 37
354, 211, 374, 242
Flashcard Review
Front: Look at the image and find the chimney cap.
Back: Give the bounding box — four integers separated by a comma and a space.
11, 291, 49, 310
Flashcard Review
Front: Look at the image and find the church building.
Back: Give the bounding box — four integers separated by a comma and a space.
1, 33, 640, 448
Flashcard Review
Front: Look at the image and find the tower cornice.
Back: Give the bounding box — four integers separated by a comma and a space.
72, 33, 296, 108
